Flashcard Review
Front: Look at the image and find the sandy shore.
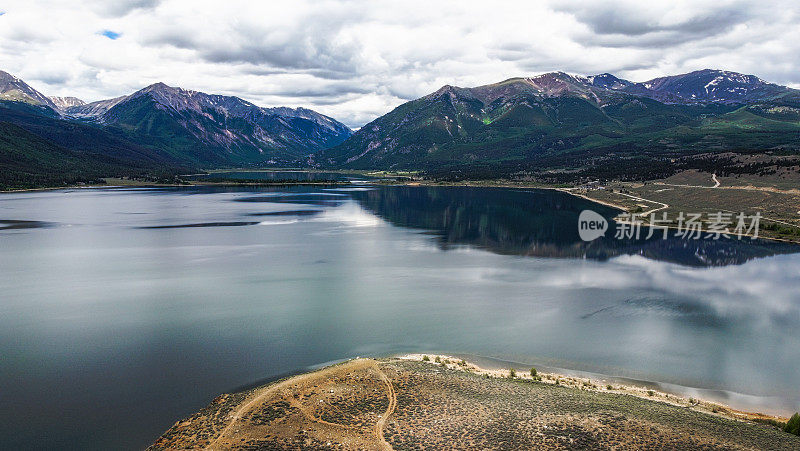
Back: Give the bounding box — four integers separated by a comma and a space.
397, 354, 790, 424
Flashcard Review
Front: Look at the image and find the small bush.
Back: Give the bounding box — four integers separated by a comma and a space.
509, 368, 516, 378
530, 367, 537, 377
606, 385, 613, 390
434, 356, 441, 363
647, 390, 654, 397
422, 355, 430, 362
460, 359, 467, 366
785, 412, 800, 436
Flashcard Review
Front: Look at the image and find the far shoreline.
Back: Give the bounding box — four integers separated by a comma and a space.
3, 171, 796, 244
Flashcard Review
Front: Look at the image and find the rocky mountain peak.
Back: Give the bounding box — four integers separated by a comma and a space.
427, 84, 477, 104
586, 73, 633, 90
640, 69, 786, 103
130, 82, 208, 113
49, 96, 86, 110
522, 72, 592, 97
0, 70, 20, 83
0, 70, 58, 109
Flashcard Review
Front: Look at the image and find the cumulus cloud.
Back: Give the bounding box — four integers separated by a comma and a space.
0, 0, 799, 127
90, 0, 162, 18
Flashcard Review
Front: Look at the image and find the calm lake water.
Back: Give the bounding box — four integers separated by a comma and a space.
2, 183, 799, 449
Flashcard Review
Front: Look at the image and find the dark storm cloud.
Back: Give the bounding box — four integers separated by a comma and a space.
487, 44, 549, 63
267, 84, 373, 98
304, 69, 364, 81
143, 10, 364, 76
557, 2, 754, 48
219, 65, 355, 82
141, 29, 195, 50
31, 71, 70, 84
200, 39, 359, 74
565, 7, 749, 37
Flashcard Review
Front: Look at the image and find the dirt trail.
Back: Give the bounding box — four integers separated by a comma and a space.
655, 173, 800, 195
285, 394, 355, 430
206, 359, 375, 449
655, 173, 720, 189
616, 192, 669, 217
374, 366, 397, 450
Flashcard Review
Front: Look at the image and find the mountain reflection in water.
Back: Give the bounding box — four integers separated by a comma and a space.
350, 186, 799, 267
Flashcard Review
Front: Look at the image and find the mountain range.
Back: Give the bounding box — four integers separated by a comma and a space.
313, 69, 800, 180
2, 68, 799, 188
0, 70, 353, 187
62, 82, 352, 164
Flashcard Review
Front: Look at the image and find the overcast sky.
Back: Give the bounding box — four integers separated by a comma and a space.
1, 0, 799, 128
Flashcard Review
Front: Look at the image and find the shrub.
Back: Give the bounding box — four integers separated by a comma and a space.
459, 359, 467, 366
422, 355, 430, 362
606, 385, 614, 390
509, 368, 516, 378
530, 367, 537, 377
647, 390, 654, 397
434, 356, 441, 363
785, 413, 800, 436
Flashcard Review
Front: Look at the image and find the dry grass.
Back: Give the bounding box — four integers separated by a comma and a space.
148, 357, 800, 450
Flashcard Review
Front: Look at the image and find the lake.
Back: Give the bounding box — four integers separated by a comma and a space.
1, 183, 799, 450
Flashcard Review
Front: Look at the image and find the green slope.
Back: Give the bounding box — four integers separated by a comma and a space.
314, 78, 800, 180
0, 101, 192, 189
0, 122, 121, 189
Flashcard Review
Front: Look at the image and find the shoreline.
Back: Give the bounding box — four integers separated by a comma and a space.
2, 176, 797, 245
419, 353, 798, 416
396, 353, 792, 423
149, 355, 799, 449
0, 179, 355, 193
